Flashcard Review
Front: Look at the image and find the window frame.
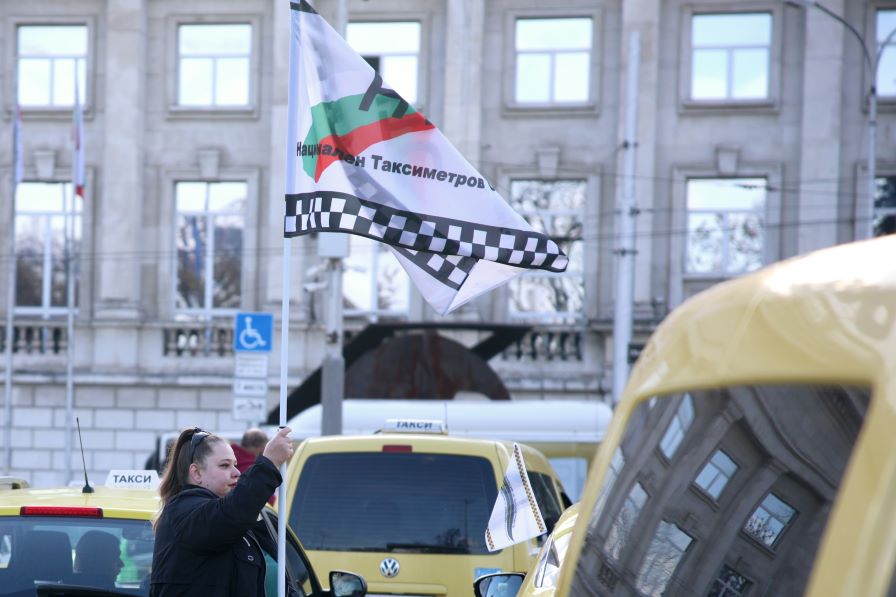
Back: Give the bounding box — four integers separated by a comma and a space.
602, 481, 648, 562
8, 17, 97, 119
683, 177, 768, 277
496, 170, 599, 322
12, 177, 93, 319
871, 3, 896, 107
669, 164, 782, 308
693, 448, 739, 501
872, 172, 896, 238
707, 564, 753, 597
159, 167, 259, 322
679, 4, 782, 113
634, 520, 693, 596
742, 490, 798, 549
164, 15, 262, 119
658, 393, 695, 460
345, 18, 427, 111
503, 8, 602, 116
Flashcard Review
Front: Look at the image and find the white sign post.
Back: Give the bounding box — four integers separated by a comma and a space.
233, 312, 274, 423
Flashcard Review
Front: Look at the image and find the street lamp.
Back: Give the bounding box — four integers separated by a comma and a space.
786, 0, 896, 238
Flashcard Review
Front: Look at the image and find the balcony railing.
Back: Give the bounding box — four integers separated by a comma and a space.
0, 322, 68, 355
162, 324, 234, 357
501, 328, 583, 362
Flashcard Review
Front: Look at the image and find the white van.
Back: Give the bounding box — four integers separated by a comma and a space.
285, 399, 612, 500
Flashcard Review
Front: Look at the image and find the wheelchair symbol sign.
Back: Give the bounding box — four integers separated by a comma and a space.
233, 312, 273, 353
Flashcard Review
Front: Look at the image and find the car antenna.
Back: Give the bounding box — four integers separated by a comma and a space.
76, 417, 94, 494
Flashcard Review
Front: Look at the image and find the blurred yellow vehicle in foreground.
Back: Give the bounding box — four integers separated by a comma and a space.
553, 236, 896, 596
479, 236, 896, 596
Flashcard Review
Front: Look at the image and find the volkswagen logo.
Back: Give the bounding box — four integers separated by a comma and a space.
379, 557, 400, 578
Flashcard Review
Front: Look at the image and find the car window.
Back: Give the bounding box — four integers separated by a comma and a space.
0, 516, 153, 595
290, 452, 497, 554
258, 511, 316, 597
570, 384, 869, 596
528, 472, 563, 534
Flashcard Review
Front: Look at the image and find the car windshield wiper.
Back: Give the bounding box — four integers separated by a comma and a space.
385, 542, 471, 554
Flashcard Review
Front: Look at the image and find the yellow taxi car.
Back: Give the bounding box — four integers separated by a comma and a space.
539, 236, 896, 596
0, 475, 366, 597
283, 420, 570, 597
474, 504, 579, 597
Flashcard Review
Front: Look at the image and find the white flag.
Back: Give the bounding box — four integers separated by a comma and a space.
72, 77, 85, 198
284, 1, 568, 315
485, 442, 546, 552
12, 104, 22, 185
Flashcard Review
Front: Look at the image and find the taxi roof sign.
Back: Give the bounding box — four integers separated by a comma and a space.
105, 469, 160, 490
381, 418, 447, 434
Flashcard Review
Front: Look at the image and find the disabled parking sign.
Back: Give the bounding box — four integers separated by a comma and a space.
233, 312, 273, 353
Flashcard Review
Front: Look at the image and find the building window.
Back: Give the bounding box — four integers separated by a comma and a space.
347, 21, 420, 104
603, 482, 647, 561
690, 13, 771, 101
17, 25, 88, 107
635, 521, 693, 596
874, 176, 896, 237
707, 564, 752, 597
593, 447, 624, 521
514, 17, 592, 104
507, 179, 585, 320
659, 394, 694, 459
686, 178, 765, 275
343, 236, 410, 316
694, 449, 738, 500
743, 492, 796, 548
177, 24, 251, 107
14, 182, 81, 315
175, 181, 246, 313
877, 10, 896, 97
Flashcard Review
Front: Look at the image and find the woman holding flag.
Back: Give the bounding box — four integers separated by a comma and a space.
150, 426, 294, 596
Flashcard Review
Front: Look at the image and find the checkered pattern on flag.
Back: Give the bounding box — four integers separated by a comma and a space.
285, 0, 568, 315
485, 443, 546, 552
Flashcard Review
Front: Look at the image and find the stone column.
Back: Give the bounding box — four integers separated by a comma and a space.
441, 0, 484, 166
795, 0, 846, 253
96, 0, 145, 318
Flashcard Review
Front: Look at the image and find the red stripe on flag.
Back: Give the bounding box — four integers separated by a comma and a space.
313, 112, 435, 182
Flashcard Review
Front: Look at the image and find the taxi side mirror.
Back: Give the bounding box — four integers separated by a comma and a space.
474, 572, 525, 597
329, 570, 367, 597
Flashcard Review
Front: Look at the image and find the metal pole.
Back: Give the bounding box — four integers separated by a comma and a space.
867, 86, 877, 239
320, 256, 344, 435
335, 0, 347, 37
318, 0, 349, 437
276, 238, 291, 597
64, 179, 76, 484
4, 133, 18, 475
612, 31, 640, 405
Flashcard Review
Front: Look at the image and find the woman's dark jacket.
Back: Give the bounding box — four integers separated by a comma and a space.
150, 455, 282, 596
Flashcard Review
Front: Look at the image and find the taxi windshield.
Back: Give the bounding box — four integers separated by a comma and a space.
0, 516, 153, 596
290, 452, 498, 554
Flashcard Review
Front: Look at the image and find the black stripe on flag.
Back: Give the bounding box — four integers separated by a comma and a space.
284, 192, 566, 275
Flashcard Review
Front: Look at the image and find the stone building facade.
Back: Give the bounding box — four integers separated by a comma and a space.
0, 0, 894, 485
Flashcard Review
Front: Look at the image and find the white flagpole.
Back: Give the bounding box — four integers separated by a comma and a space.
4, 106, 22, 474
276, 239, 291, 597
278, 3, 300, 594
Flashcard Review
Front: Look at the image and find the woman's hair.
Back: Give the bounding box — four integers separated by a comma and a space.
155, 427, 225, 519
